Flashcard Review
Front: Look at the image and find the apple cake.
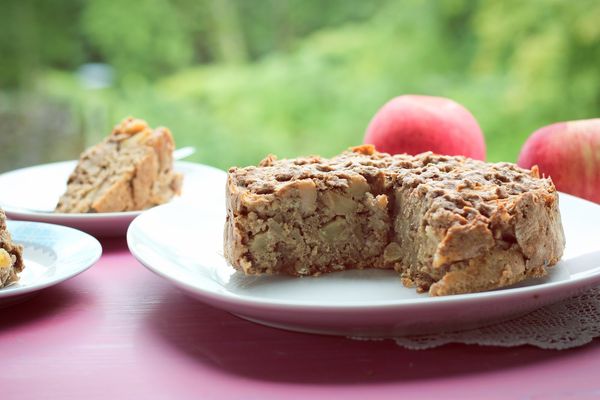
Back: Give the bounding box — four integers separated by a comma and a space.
56, 117, 183, 213
224, 145, 565, 296
0, 209, 24, 288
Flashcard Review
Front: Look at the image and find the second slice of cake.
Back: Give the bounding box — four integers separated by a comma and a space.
56, 117, 183, 213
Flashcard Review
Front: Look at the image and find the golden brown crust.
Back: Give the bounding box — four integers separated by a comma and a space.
56, 117, 183, 213
224, 147, 565, 296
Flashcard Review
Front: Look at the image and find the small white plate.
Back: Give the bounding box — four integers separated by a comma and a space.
127, 192, 600, 337
0, 161, 226, 237
0, 220, 102, 304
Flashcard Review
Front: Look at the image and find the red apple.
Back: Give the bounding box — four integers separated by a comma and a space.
364, 95, 486, 160
518, 119, 600, 203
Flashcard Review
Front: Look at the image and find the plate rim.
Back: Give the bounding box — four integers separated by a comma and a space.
127, 195, 600, 311
0, 220, 103, 298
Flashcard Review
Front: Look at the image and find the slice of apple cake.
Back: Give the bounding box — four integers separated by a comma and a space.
56, 117, 183, 213
224, 145, 565, 296
0, 209, 24, 288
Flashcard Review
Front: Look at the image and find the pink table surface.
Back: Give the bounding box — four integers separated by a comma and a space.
2, 238, 600, 400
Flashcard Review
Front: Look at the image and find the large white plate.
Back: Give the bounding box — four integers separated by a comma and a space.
0, 161, 226, 237
0, 220, 102, 304
127, 192, 600, 337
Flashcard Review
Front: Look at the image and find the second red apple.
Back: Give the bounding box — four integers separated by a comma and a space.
364, 95, 486, 160
517, 119, 600, 204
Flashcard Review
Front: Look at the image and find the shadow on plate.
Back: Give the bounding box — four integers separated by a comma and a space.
145, 285, 593, 384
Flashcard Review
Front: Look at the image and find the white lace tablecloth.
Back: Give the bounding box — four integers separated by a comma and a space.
352, 286, 600, 350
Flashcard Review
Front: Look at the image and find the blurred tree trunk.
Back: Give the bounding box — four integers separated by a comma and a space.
209, 0, 248, 64
273, 0, 292, 52
14, 1, 38, 89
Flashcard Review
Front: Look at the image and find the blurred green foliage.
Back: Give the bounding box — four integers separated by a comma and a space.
1, 0, 600, 171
